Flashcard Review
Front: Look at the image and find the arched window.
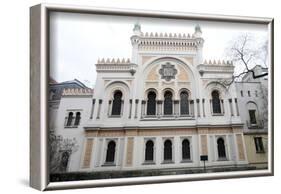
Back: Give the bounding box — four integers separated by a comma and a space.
212, 90, 221, 114
74, 112, 81, 126
180, 91, 189, 115
217, 138, 226, 159
59, 151, 70, 172
247, 102, 259, 126
105, 141, 116, 163
111, 90, 122, 116
147, 91, 156, 115
182, 139, 191, 160
164, 139, 172, 161
66, 112, 73, 126
164, 91, 173, 115
145, 140, 154, 161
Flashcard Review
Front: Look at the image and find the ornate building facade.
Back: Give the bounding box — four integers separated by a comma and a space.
50, 24, 268, 176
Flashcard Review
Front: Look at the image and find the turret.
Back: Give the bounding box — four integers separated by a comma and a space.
193, 24, 202, 38
133, 22, 142, 36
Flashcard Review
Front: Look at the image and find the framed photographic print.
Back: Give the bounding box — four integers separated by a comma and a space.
30, 3, 274, 191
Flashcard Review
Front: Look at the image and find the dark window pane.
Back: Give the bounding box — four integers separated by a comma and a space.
217, 138, 226, 158
112, 91, 122, 115
249, 110, 257, 124
147, 92, 156, 115
74, 112, 81, 126
105, 141, 116, 163
212, 91, 221, 114
66, 112, 73, 126
164, 140, 172, 160
180, 91, 189, 115
254, 137, 264, 152
164, 91, 173, 115
145, 140, 154, 161
182, 139, 190, 160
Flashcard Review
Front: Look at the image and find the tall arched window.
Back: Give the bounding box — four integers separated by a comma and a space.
182, 139, 191, 160
217, 138, 226, 159
145, 140, 154, 161
147, 91, 156, 115
105, 141, 116, 163
111, 90, 122, 116
180, 91, 189, 115
212, 90, 221, 114
164, 91, 173, 115
66, 112, 73, 126
74, 112, 81, 126
164, 139, 172, 161
59, 151, 70, 172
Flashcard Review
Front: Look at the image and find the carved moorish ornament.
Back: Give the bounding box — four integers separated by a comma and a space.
159, 62, 178, 81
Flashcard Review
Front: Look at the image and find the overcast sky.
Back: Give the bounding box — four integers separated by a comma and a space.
50, 12, 268, 88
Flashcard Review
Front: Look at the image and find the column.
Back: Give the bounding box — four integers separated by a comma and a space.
134, 99, 139, 118
128, 99, 132, 118
196, 99, 200, 117
107, 100, 112, 116
157, 100, 163, 117
174, 100, 179, 117
235, 98, 240, 116
202, 98, 205, 117
221, 99, 225, 115
209, 99, 213, 115
190, 100, 194, 117
228, 99, 234, 116
96, 99, 103, 119
89, 99, 96, 119
141, 100, 146, 118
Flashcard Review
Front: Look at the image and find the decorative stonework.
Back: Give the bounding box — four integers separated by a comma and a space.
142, 56, 155, 65
236, 134, 246, 161
208, 127, 232, 134
182, 57, 194, 65
104, 80, 111, 86
177, 65, 189, 81
62, 88, 93, 96
198, 128, 209, 134
96, 58, 137, 74
85, 127, 236, 138
232, 127, 243, 133
98, 130, 125, 137
159, 62, 178, 81
201, 135, 208, 155
126, 80, 132, 86
145, 82, 158, 89
146, 66, 159, 81
82, 139, 94, 168
125, 130, 138, 136
138, 128, 197, 136
126, 137, 134, 166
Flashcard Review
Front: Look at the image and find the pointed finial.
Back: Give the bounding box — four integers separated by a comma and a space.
133, 22, 142, 36
194, 24, 202, 38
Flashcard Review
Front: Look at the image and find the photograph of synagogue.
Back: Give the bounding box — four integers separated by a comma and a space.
49, 22, 269, 181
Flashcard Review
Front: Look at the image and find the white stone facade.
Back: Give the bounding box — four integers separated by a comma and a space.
51, 25, 269, 174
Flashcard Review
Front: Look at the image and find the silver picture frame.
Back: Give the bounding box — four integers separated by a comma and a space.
30, 3, 274, 191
